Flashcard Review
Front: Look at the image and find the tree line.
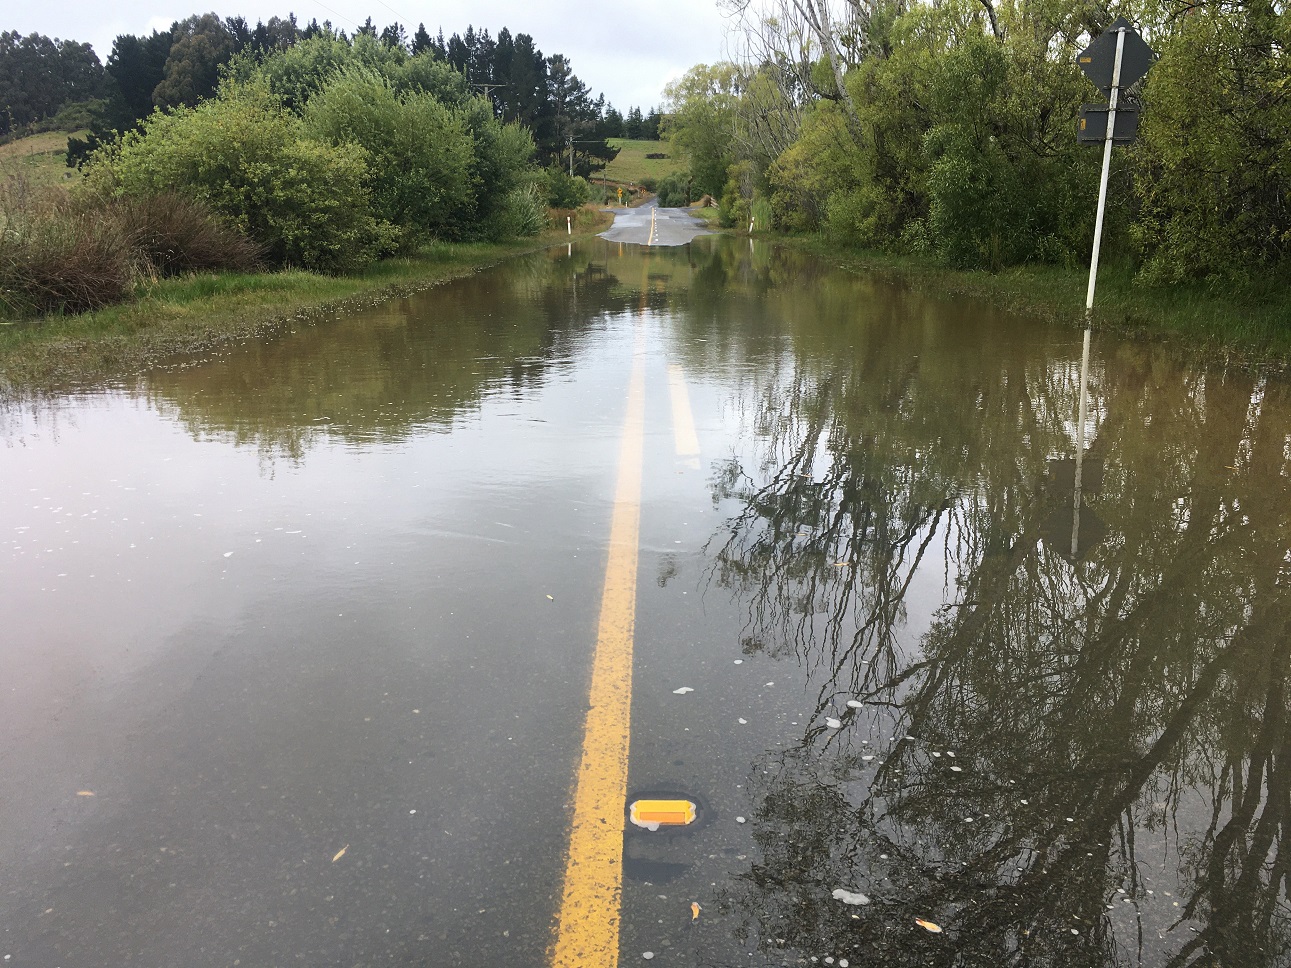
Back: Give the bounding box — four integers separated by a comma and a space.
664, 0, 1289, 286
1, 13, 664, 173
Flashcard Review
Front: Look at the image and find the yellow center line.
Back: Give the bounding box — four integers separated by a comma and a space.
667, 364, 700, 458
550, 326, 647, 968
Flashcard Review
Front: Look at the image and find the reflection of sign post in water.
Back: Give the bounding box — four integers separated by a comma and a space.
1043, 455, 1105, 561
1071, 19, 1154, 559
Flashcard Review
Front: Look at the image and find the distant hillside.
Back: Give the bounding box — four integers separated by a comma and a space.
601, 139, 681, 187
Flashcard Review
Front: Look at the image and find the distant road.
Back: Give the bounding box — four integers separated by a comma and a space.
598, 200, 712, 247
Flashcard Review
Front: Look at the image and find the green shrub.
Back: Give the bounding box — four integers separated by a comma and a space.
655, 171, 690, 207
302, 70, 476, 246
545, 169, 590, 208
493, 185, 547, 238
88, 84, 393, 273
447, 100, 535, 241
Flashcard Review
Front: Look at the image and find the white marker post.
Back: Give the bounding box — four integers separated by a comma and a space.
1084, 27, 1127, 322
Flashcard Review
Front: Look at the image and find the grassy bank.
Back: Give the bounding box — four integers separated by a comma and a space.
0, 209, 613, 392
780, 236, 1291, 368
0, 131, 83, 190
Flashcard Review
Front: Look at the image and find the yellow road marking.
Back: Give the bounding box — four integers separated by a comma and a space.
550, 327, 647, 968
667, 364, 700, 457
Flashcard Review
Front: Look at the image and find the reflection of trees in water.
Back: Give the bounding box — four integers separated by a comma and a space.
709, 314, 1291, 966
144, 243, 709, 460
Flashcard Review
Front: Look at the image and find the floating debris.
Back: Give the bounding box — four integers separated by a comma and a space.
826, 718, 842, 728
691, 902, 701, 920
672, 687, 694, 695
950, 766, 963, 772
831, 889, 870, 906
735, 816, 747, 824
915, 919, 943, 933
738, 718, 748, 725
223, 551, 233, 558
332, 845, 348, 863
846, 700, 863, 709
76, 790, 95, 797
733, 659, 743, 664
642, 952, 655, 961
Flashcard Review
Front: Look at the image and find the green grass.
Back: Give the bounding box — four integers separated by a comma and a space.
783, 237, 1291, 365
601, 139, 683, 187
0, 209, 614, 393
0, 131, 82, 189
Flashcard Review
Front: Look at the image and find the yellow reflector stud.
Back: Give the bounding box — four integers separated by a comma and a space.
629, 799, 698, 829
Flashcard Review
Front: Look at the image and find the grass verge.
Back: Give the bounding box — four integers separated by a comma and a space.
0, 209, 613, 393
776, 236, 1291, 368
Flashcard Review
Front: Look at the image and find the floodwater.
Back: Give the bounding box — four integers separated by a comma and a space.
2, 235, 1288, 968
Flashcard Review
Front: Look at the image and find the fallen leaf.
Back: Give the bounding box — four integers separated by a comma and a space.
915, 919, 943, 933
76, 790, 95, 797
332, 845, 349, 863
690, 902, 701, 920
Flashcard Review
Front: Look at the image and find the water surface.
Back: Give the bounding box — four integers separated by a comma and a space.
2, 236, 1287, 967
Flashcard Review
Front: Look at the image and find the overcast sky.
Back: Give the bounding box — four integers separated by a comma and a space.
10, 0, 738, 111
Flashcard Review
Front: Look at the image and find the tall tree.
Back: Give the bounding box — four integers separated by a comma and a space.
103, 29, 172, 127
411, 24, 434, 56
152, 13, 236, 110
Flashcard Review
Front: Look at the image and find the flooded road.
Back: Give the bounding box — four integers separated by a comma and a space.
2, 237, 1288, 968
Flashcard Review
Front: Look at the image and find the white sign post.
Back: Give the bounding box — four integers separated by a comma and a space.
1070, 20, 1155, 558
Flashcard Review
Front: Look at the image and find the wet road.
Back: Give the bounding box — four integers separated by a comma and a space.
598, 201, 711, 247
2, 237, 1289, 968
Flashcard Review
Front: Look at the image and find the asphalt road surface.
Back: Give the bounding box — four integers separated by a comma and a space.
598, 201, 712, 247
